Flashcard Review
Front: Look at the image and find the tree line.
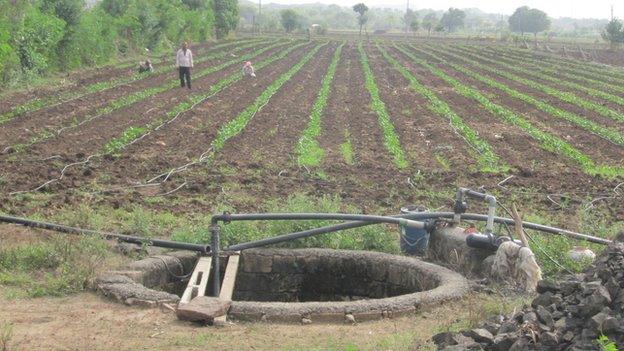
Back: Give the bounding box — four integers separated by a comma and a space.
0, 0, 238, 86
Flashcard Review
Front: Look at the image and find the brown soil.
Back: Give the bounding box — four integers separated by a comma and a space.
412, 46, 624, 166
0, 40, 622, 222
0, 41, 221, 116
0, 41, 276, 151
444, 47, 624, 135
0, 287, 520, 351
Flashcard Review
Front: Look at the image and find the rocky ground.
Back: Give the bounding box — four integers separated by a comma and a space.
433, 233, 624, 350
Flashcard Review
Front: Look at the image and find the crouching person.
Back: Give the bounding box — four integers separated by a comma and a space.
138, 59, 154, 73
242, 61, 256, 77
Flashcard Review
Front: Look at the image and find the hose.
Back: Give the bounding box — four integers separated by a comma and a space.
0, 214, 210, 253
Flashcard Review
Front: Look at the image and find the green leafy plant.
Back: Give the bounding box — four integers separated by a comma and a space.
404, 44, 624, 177
379, 44, 504, 173
596, 334, 618, 351
296, 43, 344, 167
358, 42, 409, 169
418, 45, 624, 147
447, 45, 624, 123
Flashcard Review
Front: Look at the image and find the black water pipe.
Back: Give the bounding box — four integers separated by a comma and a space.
211, 213, 427, 227
224, 212, 610, 251
0, 214, 211, 253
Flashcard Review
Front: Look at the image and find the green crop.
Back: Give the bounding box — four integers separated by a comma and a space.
213, 43, 327, 152
358, 43, 409, 169
10, 40, 286, 152
417, 46, 624, 147
99, 42, 312, 157
402, 45, 624, 178
0, 38, 271, 126
296, 43, 344, 167
379, 44, 503, 173
442, 46, 624, 123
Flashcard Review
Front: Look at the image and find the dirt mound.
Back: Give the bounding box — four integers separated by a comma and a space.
433, 233, 624, 350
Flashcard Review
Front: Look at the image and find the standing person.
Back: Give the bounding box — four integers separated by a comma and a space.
176, 42, 193, 89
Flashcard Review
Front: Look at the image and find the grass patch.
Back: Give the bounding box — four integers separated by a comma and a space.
171, 193, 401, 254
0, 235, 112, 298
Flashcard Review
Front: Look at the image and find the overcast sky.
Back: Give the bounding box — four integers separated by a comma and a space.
265, 0, 621, 19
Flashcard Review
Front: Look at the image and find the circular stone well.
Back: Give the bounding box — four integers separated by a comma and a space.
229, 248, 470, 323
95, 247, 470, 323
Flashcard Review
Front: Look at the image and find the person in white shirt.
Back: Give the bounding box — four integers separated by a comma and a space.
176, 42, 193, 89
242, 61, 256, 77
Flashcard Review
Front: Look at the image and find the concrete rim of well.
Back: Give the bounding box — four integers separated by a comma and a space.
228, 248, 471, 323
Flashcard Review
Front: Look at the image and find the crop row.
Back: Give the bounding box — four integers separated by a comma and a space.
493, 45, 624, 84
377, 44, 503, 172
358, 43, 409, 169
418, 46, 624, 147
438, 45, 624, 124
400, 45, 624, 177
212, 43, 326, 153
476, 46, 624, 94
10, 40, 288, 153
296, 43, 345, 167
0, 38, 267, 126
101, 42, 312, 159
452, 45, 624, 108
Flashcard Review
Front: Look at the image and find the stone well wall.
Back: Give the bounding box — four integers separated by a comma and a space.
228, 248, 470, 323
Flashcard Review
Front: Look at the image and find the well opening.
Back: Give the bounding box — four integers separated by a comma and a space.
234, 248, 431, 302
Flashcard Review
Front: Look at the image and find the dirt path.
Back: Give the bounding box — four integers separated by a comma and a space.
0, 288, 519, 351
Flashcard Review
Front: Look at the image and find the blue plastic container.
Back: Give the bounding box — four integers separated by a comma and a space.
399, 205, 430, 256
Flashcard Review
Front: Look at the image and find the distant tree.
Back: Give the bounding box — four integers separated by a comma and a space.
422, 13, 438, 37
280, 9, 299, 33
440, 8, 465, 33
602, 18, 624, 50
352, 3, 369, 36
410, 18, 419, 35
214, 0, 238, 39
509, 6, 551, 42
41, 0, 84, 26
182, 0, 209, 10
404, 8, 417, 34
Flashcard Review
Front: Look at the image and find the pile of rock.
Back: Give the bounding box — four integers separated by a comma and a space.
433, 237, 624, 350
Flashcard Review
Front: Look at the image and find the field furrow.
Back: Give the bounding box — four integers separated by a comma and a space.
0, 39, 261, 119
3, 42, 315, 193
442, 46, 624, 124
398, 45, 624, 177
0, 40, 285, 152
412, 46, 624, 162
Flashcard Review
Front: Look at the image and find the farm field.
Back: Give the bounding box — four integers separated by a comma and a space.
0, 37, 623, 350
1, 38, 622, 221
